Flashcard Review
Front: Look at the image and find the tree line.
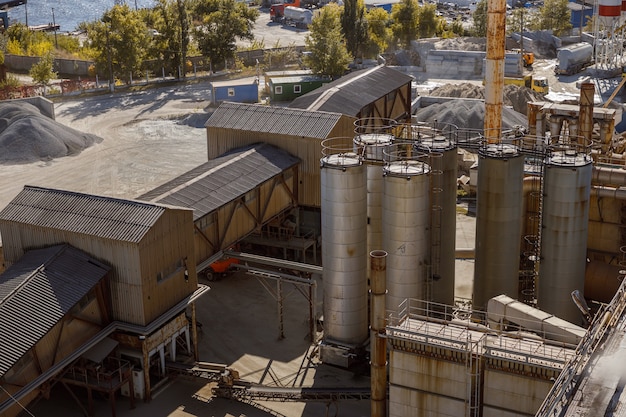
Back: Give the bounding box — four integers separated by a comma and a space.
0, 0, 573, 86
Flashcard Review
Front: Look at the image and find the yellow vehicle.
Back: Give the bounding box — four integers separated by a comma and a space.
511, 48, 535, 68
504, 75, 549, 94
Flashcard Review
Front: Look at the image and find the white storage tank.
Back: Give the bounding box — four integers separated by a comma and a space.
383, 146, 431, 311
320, 138, 368, 345
538, 149, 592, 324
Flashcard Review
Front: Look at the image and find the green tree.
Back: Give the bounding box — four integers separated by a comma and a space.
193, 0, 258, 71
153, 0, 193, 78
29, 52, 57, 87
417, 3, 439, 38
341, 0, 368, 59
364, 7, 391, 57
534, 0, 571, 35
84, 4, 151, 83
304, 3, 351, 77
471, 0, 487, 37
391, 0, 419, 49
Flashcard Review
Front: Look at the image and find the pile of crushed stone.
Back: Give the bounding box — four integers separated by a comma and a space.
414, 98, 527, 132
0, 101, 102, 165
433, 37, 486, 51
428, 83, 544, 115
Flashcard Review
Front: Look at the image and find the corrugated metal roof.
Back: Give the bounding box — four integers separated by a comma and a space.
0, 186, 167, 243
289, 65, 414, 116
138, 143, 300, 221
204, 102, 344, 139
0, 244, 110, 378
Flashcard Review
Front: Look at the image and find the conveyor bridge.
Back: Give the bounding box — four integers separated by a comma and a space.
166, 361, 371, 403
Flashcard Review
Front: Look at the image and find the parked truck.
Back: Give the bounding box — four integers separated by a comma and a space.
485, 74, 549, 94
555, 42, 594, 76
504, 75, 549, 94
270, 0, 324, 22
282, 6, 314, 28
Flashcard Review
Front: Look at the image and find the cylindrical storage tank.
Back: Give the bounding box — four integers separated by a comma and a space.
538, 150, 592, 324
600, 0, 621, 18
321, 141, 368, 345
415, 135, 457, 306
383, 154, 431, 311
353, 133, 394, 269
473, 144, 525, 311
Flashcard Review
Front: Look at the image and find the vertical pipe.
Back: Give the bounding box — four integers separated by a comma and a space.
484, 0, 506, 143
370, 250, 387, 417
191, 302, 199, 362
579, 82, 595, 144
527, 102, 539, 136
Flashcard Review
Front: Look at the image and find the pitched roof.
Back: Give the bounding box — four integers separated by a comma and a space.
289, 65, 414, 116
0, 244, 110, 378
0, 186, 167, 243
138, 143, 300, 221
204, 102, 344, 139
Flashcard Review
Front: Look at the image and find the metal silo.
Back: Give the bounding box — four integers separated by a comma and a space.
320, 138, 368, 348
414, 126, 458, 306
473, 143, 525, 311
538, 147, 592, 324
353, 131, 394, 266
383, 146, 431, 311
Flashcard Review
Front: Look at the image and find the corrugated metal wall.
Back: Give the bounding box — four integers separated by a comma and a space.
140, 208, 197, 325
193, 168, 298, 265
206, 116, 355, 208
0, 207, 195, 327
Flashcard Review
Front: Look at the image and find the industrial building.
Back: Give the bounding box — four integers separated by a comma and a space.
3, 16, 626, 417
0, 186, 208, 417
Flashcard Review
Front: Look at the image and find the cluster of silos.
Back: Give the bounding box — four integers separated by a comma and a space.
320, 137, 369, 347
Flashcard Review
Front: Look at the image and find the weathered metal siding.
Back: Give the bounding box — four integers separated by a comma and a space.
482, 370, 554, 416
587, 194, 621, 256
206, 116, 354, 208
473, 150, 525, 311
389, 350, 467, 417
192, 169, 296, 264
538, 155, 592, 324
359, 88, 410, 122
0, 224, 140, 323
140, 208, 196, 325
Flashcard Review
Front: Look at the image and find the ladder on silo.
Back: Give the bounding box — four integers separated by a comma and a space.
427, 151, 443, 303
465, 334, 481, 417
519, 151, 544, 306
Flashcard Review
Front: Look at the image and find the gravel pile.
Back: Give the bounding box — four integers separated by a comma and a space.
414, 98, 528, 132
428, 83, 544, 115
0, 101, 102, 165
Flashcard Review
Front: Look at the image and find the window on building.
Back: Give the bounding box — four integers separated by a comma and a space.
275, 85, 283, 94
228, 88, 235, 97
294, 85, 301, 94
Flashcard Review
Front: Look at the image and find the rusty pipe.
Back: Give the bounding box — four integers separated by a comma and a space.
592, 165, 626, 186
484, 0, 506, 144
370, 250, 387, 417
579, 82, 594, 145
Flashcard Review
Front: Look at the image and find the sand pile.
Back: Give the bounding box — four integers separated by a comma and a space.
0, 101, 102, 165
